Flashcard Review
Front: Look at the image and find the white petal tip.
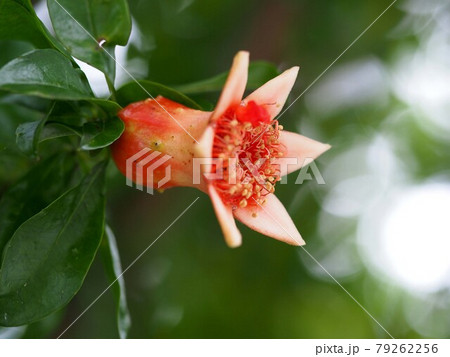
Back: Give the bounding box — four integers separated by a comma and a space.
276, 230, 305, 246
280, 66, 300, 83
208, 185, 242, 248
236, 50, 250, 59
321, 143, 332, 154
244, 65, 300, 119
288, 66, 300, 75
226, 237, 242, 248
223, 227, 242, 248
211, 51, 249, 121
291, 236, 306, 246
234, 194, 305, 246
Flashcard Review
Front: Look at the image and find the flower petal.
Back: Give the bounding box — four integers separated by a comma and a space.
277, 131, 331, 176
211, 51, 249, 121
244, 66, 299, 120
194, 124, 215, 160
233, 194, 304, 245
208, 185, 242, 248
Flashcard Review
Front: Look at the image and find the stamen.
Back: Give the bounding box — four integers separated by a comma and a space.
211, 101, 286, 208
239, 199, 248, 208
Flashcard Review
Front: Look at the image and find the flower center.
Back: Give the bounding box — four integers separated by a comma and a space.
211, 101, 286, 209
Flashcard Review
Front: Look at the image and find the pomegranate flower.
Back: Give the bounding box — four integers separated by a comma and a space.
112, 51, 330, 248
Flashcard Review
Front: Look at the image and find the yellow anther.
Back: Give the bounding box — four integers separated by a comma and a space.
239, 199, 248, 208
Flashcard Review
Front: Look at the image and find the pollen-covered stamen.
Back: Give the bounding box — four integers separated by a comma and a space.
211, 101, 286, 209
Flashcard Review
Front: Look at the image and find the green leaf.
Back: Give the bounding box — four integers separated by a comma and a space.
0, 0, 71, 56
0, 153, 76, 259
15, 121, 43, 155
100, 226, 131, 339
174, 61, 280, 95
0, 325, 26, 339
47, 0, 132, 81
15, 102, 55, 155
0, 49, 93, 100
21, 308, 65, 338
0, 102, 42, 150
43, 102, 87, 128
36, 100, 122, 148
0, 308, 65, 339
116, 80, 202, 110
0, 40, 34, 68
0, 0, 54, 48
89, 98, 122, 116
0, 162, 106, 326
0, 102, 43, 183
39, 122, 82, 143
45, 99, 121, 127
81, 116, 125, 150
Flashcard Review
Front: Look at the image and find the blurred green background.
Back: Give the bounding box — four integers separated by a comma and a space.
2, 0, 450, 338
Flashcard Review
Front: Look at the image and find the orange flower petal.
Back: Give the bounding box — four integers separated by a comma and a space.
208, 185, 242, 248
211, 51, 249, 121
276, 131, 331, 176
244, 66, 299, 120
233, 193, 304, 245
194, 125, 215, 162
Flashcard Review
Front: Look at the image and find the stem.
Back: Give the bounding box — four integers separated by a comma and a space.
105, 75, 117, 102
